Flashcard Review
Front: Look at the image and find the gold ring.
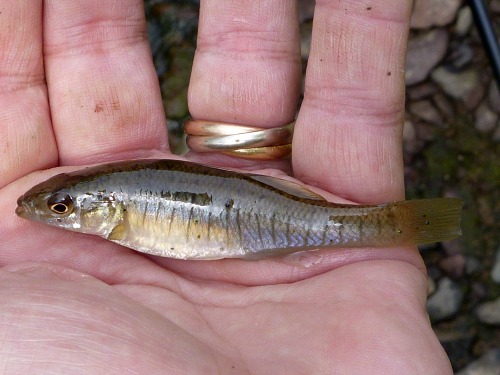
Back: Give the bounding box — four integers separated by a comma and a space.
184, 119, 294, 160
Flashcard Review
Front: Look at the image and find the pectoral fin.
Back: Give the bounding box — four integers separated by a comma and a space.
108, 223, 128, 241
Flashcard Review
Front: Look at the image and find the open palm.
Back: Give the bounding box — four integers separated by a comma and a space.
0, 1, 452, 374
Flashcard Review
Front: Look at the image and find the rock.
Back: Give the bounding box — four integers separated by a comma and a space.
475, 102, 499, 134
432, 93, 455, 121
428, 276, 436, 295
494, 124, 500, 142
431, 66, 484, 109
414, 120, 435, 142
456, 349, 500, 375
427, 277, 463, 321
455, 6, 473, 37
465, 256, 481, 274
470, 282, 487, 301
411, 0, 462, 29
403, 119, 417, 143
492, 248, 500, 283
448, 41, 475, 70
406, 29, 449, 86
408, 100, 444, 125
492, 0, 500, 14
475, 297, 500, 325
434, 319, 476, 371
439, 254, 466, 278
442, 238, 464, 256
488, 82, 500, 113
407, 82, 439, 100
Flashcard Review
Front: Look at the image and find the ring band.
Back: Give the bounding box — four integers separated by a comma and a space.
184, 119, 294, 160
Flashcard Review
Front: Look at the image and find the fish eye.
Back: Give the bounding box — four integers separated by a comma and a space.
47, 194, 74, 215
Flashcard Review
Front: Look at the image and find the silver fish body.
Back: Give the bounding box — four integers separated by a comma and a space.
16, 159, 463, 260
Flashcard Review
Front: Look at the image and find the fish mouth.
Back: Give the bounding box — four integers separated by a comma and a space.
15, 203, 28, 218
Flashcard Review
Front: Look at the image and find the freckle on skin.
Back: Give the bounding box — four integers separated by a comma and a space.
94, 102, 104, 113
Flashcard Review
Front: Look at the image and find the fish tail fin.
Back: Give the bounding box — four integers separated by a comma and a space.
390, 198, 463, 245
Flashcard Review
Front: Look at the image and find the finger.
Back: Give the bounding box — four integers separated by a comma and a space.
187, 0, 301, 169
44, 0, 168, 166
293, 1, 413, 203
0, 1, 58, 188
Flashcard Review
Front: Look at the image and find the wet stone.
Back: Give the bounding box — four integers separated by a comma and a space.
411, 0, 462, 29
475, 297, 500, 325
427, 277, 464, 321
456, 348, 500, 375
406, 29, 449, 86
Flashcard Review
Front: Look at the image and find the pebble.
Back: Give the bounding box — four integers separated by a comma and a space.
434, 318, 476, 371
448, 41, 475, 70
491, 247, 500, 284
406, 82, 439, 100
433, 92, 456, 121
411, 0, 462, 29
406, 29, 449, 86
475, 102, 499, 134
428, 276, 436, 295
492, 0, 500, 14
408, 100, 444, 125
475, 297, 500, 325
488, 82, 500, 113
403, 119, 417, 143
456, 348, 500, 375
465, 256, 481, 275
442, 238, 464, 256
431, 66, 484, 108
427, 277, 463, 321
439, 254, 466, 278
494, 125, 500, 142
454, 6, 473, 36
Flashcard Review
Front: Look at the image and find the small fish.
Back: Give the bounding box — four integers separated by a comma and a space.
16, 159, 463, 260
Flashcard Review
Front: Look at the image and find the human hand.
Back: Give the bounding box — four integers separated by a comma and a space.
0, 1, 452, 374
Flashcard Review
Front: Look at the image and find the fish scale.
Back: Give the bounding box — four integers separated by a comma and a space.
16, 159, 463, 260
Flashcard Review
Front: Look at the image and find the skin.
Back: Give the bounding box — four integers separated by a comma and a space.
0, 1, 452, 374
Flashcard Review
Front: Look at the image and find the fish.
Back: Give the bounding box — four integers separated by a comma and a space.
15, 159, 463, 260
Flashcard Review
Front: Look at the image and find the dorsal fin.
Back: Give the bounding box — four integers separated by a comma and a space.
249, 175, 327, 201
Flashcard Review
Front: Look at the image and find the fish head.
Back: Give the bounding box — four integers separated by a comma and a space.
16, 172, 124, 236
